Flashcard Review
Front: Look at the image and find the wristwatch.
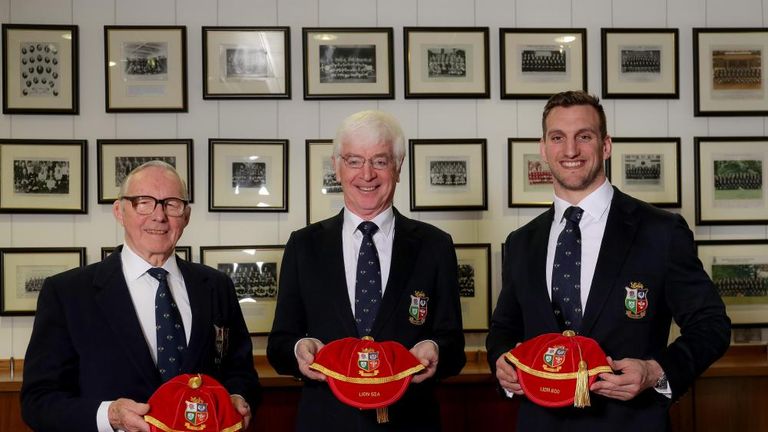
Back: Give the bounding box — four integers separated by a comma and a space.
654, 372, 668, 390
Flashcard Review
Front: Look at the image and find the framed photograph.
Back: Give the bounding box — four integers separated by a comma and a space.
200, 245, 284, 335
101, 246, 191, 261
208, 139, 288, 212
409, 138, 487, 211
97, 139, 193, 204
500, 28, 587, 99
2, 24, 79, 114
306, 139, 344, 225
694, 136, 768, 225
0, 139, 87, 213
601, 28, 679, 99
606, 137, 681, 207
0, 247, 85, 315
507, 138, 552, 207
104, 25, 187, 112
202, 26, 290, 99
302, 27, 394, 99
404, 27, 490, 98
455, 243, 491, 332
694, 28, 768, 116
696, 239, 768, 326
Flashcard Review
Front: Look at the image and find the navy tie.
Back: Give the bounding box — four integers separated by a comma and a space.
355, 221, 382, 336
147, 267, 186, 381
551, 206, 584, 332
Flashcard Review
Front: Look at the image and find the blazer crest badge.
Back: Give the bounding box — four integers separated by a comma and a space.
408, 291, 429, 325
624, 282, 648, 319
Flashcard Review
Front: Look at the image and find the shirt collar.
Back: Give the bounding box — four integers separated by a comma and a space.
553, 179, 613, 223
120, 243, 182, 282
343, 206, 395, 238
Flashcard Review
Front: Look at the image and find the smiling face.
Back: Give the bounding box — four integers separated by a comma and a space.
112, 165, 190, 266
540, 104, 612, 204
333, 132, 400, 220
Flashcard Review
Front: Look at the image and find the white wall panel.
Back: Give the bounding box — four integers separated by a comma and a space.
516, 0, 572, 27
611, 0, 668, 27
218, 0, 278, 26
319, 0, 377, 26
705, 0, 764, 26
417, 0, 477, 26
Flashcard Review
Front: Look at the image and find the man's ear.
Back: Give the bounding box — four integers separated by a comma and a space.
112, 200, 124, 226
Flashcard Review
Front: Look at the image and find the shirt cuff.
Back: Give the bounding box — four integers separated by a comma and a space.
293, 337, 323, 358
654, 381, 672, 398
97, 401, 116, 432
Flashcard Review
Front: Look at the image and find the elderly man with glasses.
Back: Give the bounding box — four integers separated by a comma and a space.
267, 110, 466, 431
22, 161, 260, 432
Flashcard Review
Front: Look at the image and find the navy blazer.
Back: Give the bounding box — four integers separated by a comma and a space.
267, 208, 465, 431
21, 247, 260, 432
486, 187, 730, 432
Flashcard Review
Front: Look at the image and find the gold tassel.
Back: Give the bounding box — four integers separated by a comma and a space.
573, 360, 590, 408
376, 407, 389, 423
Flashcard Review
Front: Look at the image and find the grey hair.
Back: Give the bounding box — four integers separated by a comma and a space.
118, 160, 189, 200
332, 110, 405, 170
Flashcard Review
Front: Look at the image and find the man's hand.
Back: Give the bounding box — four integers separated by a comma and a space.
591, 357, 664, 401
230, 395, 251, 429
296, 338, 326, 381
410, 341, 439, 384
108, 398, 150, 432
495, 353, 523, 395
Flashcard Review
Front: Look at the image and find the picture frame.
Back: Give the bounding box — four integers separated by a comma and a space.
409, 138, 487, 211
208, 139, 288, 212
455, 243, 491, 332
0, 247, 86, 316
202, 26, 290, 99
200, 245, 284, 335
507, 138, 552, 208
500, 28, 587, 99
101, 246, 191, 262
104, 25, 187, 112
606, 137, 681, 207
0, 139, 87, 213
693, 28, 768, 116
694, 136, 768, 225
97, 139, 194, 204
404, 27, 490, 98
305, 139, 344, 225
302, 27, 394, 99
695, 239, 768, 326
2, 24, 79, 114
601, 28, 679, 99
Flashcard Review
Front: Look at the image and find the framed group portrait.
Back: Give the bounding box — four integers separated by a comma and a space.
696, 239, 768, 326
500, 28, 587, 99
104, 25, 188, 112
507, 138, 552, 207
606, 137, 681, 207
0, 139, 87, 213
409, 138, 487, 211
0, 247, 85, 316
302, 27, 394, 99
694, 136, 768, 225
208, 139, 288, 212
202, 26, 290, 99
96, 139, 193, 204
694, 28, 768, 116
305, 139, 344, 225
404, 27, 490, 98
455, 243, 491, 332
2, 24, 79, 114
200, 245, 284, 335
101, 246, 191, 261
601, 28, 679, 99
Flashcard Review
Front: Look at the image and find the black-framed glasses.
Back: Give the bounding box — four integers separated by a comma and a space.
120, 195, 188, 217
340, 154, 392, 170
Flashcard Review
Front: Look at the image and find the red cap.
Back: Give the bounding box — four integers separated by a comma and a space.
144, 374, 243, 432
505, 331, 613, 408
308, 337, 425, 410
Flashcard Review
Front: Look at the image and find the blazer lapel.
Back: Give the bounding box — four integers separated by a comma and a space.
372, 210, 417, 336
580, 189, 639, 335
178, 259, 210, 372
315, 211, 359, 336
93, 248, 160, 385
529, 208, 563, 333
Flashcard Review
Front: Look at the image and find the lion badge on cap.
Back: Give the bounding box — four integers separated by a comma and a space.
408, 291, 429, 325
358, 348, 380, 377
543, 345, 567, 372
184, 397, 208, 427
625, 282, 648, 319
